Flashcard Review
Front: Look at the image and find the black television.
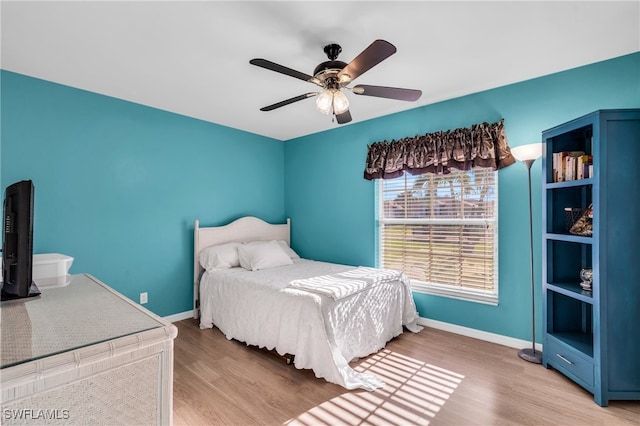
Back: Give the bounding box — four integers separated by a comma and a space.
1, 180, 40, 300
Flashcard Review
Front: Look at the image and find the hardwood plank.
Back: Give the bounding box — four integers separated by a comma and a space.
173, 319, 640, 425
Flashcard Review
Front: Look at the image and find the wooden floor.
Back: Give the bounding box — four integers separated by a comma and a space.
172, 318, 639, 425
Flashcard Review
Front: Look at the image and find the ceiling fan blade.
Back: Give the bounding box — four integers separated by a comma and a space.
352, 85, 422, 101
250, 58, 319, 84
260, 93, 317, 111
335, 109, 352, 124
338, 40, 396, 83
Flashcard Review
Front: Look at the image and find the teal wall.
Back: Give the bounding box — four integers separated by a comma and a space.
1, 53, 638, 340
0, 71, 285, 316
284, 52, 640, 342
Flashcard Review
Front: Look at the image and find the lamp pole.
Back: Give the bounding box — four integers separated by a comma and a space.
518, 158, 542, 363
510, 142, 543, 364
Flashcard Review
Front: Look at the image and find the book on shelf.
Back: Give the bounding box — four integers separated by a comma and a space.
552, 151, 592, 182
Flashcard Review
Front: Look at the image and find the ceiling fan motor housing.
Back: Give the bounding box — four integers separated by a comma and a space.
313, 60, 347, 78
313, 43, 348, 85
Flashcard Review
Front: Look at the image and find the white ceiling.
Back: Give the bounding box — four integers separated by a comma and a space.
2, 1, 638, 141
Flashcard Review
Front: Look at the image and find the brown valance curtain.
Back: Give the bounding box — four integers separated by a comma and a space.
364, 119, 515, 180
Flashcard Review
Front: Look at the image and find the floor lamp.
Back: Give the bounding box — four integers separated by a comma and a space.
510, 142, 544, 364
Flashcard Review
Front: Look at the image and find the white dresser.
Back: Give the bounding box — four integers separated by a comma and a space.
1, 274, 177, 425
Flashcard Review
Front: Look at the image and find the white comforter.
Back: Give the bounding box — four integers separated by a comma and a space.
199, 259, 422, 391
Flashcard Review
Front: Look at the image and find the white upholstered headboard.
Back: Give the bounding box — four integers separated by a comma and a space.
193, 216, 291, 318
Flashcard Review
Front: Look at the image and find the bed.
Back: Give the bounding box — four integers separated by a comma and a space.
193, 216, 422, 391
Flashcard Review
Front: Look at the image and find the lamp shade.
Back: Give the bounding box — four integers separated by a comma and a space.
511, 143, 543, 162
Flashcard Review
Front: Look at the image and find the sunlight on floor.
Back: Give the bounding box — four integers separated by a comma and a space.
285, 349, 464, 425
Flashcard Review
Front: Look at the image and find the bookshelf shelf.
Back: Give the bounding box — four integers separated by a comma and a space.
545, 233, 592, 243
546, 282, 593, 304
546, 178, 594, 190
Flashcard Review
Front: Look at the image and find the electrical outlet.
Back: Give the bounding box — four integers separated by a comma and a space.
140, 292, 148, 304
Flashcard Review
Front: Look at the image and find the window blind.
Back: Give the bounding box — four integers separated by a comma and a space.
379, 168, 498, 302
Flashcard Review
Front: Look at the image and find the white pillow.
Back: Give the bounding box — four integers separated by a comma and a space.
276, 240, 300, 259
238, 241, 293, 271
244, 240, 300, 259
199, 242, 240, 270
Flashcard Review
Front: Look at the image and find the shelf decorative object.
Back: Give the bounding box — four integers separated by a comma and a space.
567, 204, 593, 236
579, 268, 593, 291
542, 109, 640, 407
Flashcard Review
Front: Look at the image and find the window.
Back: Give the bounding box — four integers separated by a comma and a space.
377, 168, 498, 304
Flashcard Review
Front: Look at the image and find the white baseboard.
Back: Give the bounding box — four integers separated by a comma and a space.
163, 311, 542, 352
418, 317, 543, 352
163, 310, 194, 323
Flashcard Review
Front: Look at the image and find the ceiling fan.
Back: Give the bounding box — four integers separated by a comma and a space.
249, 39, 422, 124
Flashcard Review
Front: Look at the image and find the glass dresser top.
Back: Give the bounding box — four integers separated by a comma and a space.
1, 274, 165, 368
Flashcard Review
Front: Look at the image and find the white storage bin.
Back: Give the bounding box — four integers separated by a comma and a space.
33, 253, 74, 279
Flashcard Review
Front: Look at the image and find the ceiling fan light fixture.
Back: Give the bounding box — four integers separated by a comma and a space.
332, 90, 349, 114
316, 89, 334, 115
338, 73, 351, 84
316, 89, 349, 115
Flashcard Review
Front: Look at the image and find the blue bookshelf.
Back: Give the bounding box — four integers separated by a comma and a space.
542, 109, 640, 406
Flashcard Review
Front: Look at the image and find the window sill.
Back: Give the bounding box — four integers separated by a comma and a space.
410, 281, 498, 306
